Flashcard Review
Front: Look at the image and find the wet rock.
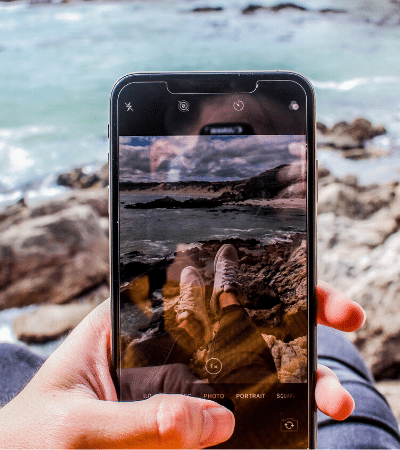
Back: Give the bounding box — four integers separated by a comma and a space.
242, 4, 266, 14
263, 335, 307, 382
191, 6, 223, 13
125, 196, 224, 209
269, 3, 308, 12
319, 8, 347, 14
0, 188, 108, 230
317, 118, 387, 159
318, 177, 398, 220
57, 163, 108, 189
13, 284, 108, 343
0, 204, 109, 310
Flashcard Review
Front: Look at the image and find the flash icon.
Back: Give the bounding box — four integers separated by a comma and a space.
125, 102, 133, 112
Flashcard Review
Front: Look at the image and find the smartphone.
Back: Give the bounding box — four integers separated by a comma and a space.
109, 72, 316, 449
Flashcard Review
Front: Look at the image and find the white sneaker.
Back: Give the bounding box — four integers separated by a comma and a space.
210, 244, 241, 318
175, 266, 212, 346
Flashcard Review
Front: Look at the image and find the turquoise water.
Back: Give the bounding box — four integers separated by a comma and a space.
1, 0, 400, 204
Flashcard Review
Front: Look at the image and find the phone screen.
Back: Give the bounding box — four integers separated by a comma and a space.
111, 74, 316, 449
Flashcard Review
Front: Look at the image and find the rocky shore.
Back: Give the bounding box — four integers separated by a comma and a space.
0, 116, 399, 418
119, 234, 307, 383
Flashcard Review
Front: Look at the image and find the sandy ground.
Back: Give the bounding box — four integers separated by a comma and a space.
239, 198, 306, 208
120, 188, 227, 197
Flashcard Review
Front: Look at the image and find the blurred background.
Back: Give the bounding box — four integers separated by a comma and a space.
0, 0, 400, 424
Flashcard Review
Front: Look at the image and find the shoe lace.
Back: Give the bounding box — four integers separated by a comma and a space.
220, 260, 240, 288
177, 282, 197, 312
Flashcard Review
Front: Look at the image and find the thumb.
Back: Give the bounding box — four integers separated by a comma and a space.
78, 393, 235, 449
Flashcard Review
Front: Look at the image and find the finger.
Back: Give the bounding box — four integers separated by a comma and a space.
78, 394, 235, 449
37, 299, 117, 401
316, 364, 354, 421
316, 281, 366, 331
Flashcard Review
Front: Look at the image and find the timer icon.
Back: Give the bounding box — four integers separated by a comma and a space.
233, 100, 244, 111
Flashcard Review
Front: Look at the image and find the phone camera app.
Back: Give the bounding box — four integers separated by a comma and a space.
281, 418, 298, 432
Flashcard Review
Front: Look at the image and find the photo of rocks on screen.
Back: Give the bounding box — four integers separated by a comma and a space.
118, 134, 308, 385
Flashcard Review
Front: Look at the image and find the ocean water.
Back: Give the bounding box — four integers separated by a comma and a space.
1, 0, 400, 206
120, 193, 306, 259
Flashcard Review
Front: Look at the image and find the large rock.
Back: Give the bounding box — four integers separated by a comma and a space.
317, 174, 400, 381
57, 163, 108, 190
318, 178, 399, 220
13, 284, 108, 343
263, 334, 307, 383
341, 231, 400, 380
0, 188, 108, 231
317, 118, 387, 159
318, 118, 386, 148
0, 204, 109, 310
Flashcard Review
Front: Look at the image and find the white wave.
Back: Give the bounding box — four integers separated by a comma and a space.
0, 2, 27, 13
0, 323, 16, 344
25, 185, 67, 206
55, 12, 83, 22
0, 125, 57, 141
8, 145, 34, 173
312, 76, 400, 91
0, 190, 23, 205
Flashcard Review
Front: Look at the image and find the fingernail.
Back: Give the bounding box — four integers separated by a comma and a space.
360, 306, 367, 327
200, 406, 235, 447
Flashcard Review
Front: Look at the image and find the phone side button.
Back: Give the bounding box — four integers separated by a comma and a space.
107, 124, 110, 139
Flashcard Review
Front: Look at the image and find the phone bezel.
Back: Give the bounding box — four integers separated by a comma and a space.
109, 71, 317, 449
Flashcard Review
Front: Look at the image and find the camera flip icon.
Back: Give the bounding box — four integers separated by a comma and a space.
280, 418, 298, 432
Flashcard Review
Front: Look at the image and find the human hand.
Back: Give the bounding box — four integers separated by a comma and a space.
315, 281, 366, 421
0, 299, 234, 449
0, 282, 365, 449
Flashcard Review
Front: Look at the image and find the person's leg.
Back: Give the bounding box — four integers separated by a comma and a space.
207, 293, 277, 385
123, 266, 211, 370
121, 266, 222, 403
318, 324, 400, 449
207, 244, 277, 385
0, 343, 45, 407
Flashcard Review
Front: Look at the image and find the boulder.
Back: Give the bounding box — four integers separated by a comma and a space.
0, 188, 108, 231
191, 6, 223, 13
317, 118, 386, 159
263, 335, 307, 383
319, 8, 346, 14
318, 179, 398, 220
13, 284, 108, 343
269, 3, 308, 12
57, 163, 108, 190
242, 4, 266, 14
242, 3, 308, 14
0, 204, 109, 310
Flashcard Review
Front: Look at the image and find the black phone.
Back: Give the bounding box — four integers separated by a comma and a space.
109, 72, 317, 449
